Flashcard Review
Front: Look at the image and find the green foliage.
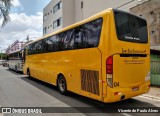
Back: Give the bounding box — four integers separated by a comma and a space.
0, 53, 7, 60
0, 0, 12, 27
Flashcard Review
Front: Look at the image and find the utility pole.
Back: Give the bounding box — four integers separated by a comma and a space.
0, 47, 2, 60
116, 0, 134, 9
1, 50, 2, 60
26, 35, 29, 42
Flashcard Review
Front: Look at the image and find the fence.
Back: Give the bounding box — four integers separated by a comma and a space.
150, 60, 160, 86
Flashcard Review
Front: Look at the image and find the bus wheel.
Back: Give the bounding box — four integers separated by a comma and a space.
27, 69, 31, 78
57, 75, 67, 95
15, 66, 18, 73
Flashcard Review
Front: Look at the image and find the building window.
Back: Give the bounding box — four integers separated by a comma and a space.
53, 1, 62, 14
81, 1, 83, 9
43, 14, 47, 21
43, 27, 47, 34
152, 30, 155, 35
53, 17, 62, 29
150, 11, 154, 15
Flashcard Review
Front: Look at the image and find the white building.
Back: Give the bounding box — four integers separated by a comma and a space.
43, 0, 149, 35
5, 40, 25, 54
43, 0, 75, 35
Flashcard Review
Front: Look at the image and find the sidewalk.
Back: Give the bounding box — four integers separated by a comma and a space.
143, 86, 160, 99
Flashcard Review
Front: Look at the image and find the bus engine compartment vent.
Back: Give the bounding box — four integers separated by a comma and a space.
81, 69, 99, 95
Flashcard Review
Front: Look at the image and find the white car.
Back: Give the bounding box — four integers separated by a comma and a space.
0, 60, 5, 65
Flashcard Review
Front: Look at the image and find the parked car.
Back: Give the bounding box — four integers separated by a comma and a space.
0, 60, 5, 65
2, 60, 8, 67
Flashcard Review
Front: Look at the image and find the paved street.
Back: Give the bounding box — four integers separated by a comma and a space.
0, 65, 160, 116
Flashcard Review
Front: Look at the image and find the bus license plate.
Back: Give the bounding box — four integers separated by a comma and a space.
132, 87, 139, 92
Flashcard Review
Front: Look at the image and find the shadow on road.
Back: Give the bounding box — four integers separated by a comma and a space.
6, 69, 23, 75
19, 76, 157, 110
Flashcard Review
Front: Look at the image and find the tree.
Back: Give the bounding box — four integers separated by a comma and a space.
0, 53, 7, 60
0, 0, 12, 27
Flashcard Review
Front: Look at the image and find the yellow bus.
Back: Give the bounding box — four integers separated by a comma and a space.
23, 8, 150, 103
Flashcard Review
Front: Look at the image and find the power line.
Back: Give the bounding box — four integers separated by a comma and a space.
116, 0, 135, 9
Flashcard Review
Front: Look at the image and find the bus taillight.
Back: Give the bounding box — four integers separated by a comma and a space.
106, 56, 113, 88
106, 56, 113, 74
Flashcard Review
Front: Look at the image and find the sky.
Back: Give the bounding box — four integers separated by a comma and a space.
0, 0, 51, 52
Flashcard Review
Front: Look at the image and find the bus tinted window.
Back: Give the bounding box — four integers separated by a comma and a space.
27, 18, 102, 55
114, 11, 148, 43
8, 51, 22, 60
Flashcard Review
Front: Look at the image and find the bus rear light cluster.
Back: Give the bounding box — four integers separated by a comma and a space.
106, 56, 113, 74
106, 56, 113, 88
107, 74, 113, 88
114, 92, 122, 96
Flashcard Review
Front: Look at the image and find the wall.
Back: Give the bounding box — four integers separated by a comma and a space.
130, 0, 160, 46
43, 0, 150, 34
62, 0, 75, 28
74, 0, 148, 23
43, 0, 62, 35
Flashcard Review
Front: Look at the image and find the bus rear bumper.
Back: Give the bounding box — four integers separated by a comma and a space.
103, 82, 150, 103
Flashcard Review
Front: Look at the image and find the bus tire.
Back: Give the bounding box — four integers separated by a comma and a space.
8, 65, 11, 70
27, 69, 31, 78
57, 75, 67, 95
15, 66, 18, 73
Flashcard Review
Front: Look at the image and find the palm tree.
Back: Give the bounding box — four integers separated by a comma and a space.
0, 0, 12, 27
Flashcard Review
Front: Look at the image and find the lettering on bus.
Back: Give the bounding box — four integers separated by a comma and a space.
122, 48, 146, 54
125, 36, 140, 41
124, 59, 145, 64
114, 82, 119, 87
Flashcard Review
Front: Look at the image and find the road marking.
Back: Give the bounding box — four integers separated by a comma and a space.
121, 113, 132, 116
142, 94, 160, 100
139, 95, 160, 102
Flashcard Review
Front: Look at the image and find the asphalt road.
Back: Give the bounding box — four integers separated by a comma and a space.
0, 65, 160, 116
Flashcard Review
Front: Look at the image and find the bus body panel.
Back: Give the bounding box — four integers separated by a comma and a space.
103, 81, 150, 103
25, 48, 103, 100
101, 9, 150, 102
8, 60, 23, 71
113, 54, 150, 88
23, 8, 150, 103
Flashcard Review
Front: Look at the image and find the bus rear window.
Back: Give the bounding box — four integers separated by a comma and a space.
114, 10, 148, 43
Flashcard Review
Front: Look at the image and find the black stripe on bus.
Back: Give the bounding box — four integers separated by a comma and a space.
120, 54, 147, 57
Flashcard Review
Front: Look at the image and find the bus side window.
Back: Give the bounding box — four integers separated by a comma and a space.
7, 55, 9, 61
49, 36, 57, 52
81, 18, 102, 48
57, 33, 65, 51
19, 52, 22, 58
64, 29, 75, 50
75, 28, 83, 49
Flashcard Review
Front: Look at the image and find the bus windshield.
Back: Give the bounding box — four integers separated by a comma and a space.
114, 10, 148, 43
